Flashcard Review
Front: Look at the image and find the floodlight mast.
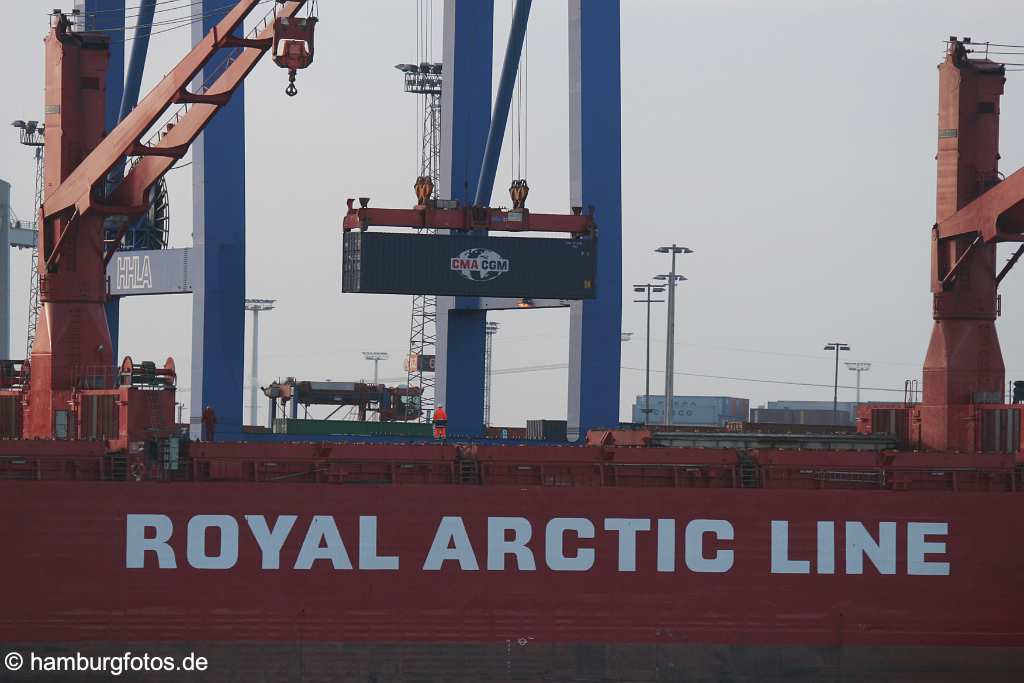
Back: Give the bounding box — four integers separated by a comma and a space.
654, 244, 693, 425
824, 342, 851, 425
245, 299, 276, 426
363, 352, 390, 385
484, 322, 500, 426
11, 120, 45, 146
633, 283, 666, 425
845, 361, 872, 406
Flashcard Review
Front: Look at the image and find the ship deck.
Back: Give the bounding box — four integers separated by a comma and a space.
0, 437, 1020, 493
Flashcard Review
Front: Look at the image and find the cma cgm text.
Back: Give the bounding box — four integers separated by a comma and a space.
125, 515, 950, 575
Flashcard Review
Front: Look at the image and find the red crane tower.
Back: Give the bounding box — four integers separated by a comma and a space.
921, 38, 1024, 451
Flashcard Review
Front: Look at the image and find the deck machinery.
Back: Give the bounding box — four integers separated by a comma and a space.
263, 379, 423, 424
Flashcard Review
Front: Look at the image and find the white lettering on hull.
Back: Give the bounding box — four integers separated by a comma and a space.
124, 515, 951, 576
769, 520, 948, 576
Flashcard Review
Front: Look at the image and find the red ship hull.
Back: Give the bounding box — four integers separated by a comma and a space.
3, 444, 1024, 681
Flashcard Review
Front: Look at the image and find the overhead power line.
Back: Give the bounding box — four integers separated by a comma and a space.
79, 0, 210, 21
620, 366, 904, 393
375, 363, 909, 394
75, 0, 276, 44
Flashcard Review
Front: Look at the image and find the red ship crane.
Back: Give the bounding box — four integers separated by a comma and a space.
919, 38, 1024, 450
20, 1, 316, 445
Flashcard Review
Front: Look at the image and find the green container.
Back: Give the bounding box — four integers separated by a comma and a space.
273, 418, 433, 438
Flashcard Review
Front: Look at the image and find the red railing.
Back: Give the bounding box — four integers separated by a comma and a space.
1, 447, 1020, 493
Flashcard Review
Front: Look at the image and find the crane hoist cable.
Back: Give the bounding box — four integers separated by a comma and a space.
508, 3, 529, 210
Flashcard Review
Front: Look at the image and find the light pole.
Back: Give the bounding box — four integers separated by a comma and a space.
363, 351, 389, 385
824, 342, 851, 425
11, 119, 45, 146
10, 119, 45, 359
845, 362, 872, 407
484, 321, 500, 427
395, 61, 442, 421
244, 298, 275, 427
655, 244, 693, 425
633, 284, 666, 425
0, 179, 10, 361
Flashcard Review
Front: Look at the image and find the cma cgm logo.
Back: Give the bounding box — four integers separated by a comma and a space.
450, 248, 509, 282
116, 254, 153, 290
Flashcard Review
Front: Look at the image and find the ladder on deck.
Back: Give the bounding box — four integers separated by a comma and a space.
107, 453, 128, 481
737, 451, 761, 488
457, 457, 480, 485
145, 391, 175, 471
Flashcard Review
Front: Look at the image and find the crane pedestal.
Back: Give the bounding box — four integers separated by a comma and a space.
921, 318, 1005, 452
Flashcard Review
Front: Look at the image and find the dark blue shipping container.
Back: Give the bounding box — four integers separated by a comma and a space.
342, 231, 597, 299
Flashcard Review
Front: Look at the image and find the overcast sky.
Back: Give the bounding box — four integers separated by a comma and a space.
3, 1, 1024, 427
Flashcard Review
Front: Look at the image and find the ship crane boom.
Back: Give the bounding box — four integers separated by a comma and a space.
43, 1, 311, 268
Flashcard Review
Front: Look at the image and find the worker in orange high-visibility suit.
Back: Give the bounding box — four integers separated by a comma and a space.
433, 406, 448, 440
201, 405, 217, 442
